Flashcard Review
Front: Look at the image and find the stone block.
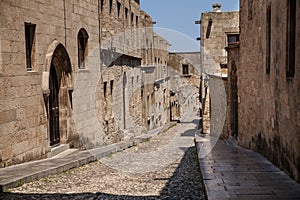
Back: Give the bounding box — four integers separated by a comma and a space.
1, 40, 11, 53
2, 147, 12, 161
0, 109, 17, 125
13, 141, 30, 156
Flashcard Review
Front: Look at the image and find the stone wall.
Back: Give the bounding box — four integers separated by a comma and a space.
199, 5, 239, 138
200, 8, 239, 74
0, 0, 170, 167
239, 0, 300, 182
225, 44, 240, 139
168, 52, 201, 120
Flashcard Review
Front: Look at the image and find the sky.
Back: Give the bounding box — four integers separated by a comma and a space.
140, 0, 239, 52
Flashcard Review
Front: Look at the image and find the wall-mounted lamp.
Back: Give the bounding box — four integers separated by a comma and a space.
194, 20, 201, 24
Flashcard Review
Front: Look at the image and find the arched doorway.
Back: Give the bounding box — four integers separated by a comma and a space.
48, 44, 72, 146
49, 65, 60, 145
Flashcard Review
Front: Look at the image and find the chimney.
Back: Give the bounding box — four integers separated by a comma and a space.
212, 4, 221, 12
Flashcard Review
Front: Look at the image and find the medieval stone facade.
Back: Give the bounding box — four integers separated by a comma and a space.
168, 52, 201, 120
235, 0, 300, 182
200, 4, 239, 74
0, 0, 171, 168
199, 4, 239, 138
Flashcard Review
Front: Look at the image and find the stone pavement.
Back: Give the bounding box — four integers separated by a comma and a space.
195, 135, 300, 200
0, 109, 206, 199
0, 123, 175, 192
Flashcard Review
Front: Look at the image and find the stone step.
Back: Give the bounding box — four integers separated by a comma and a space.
47, 144, 70, 158
51, 149, 79, 159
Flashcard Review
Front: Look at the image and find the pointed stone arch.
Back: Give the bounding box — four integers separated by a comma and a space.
43, 40, 73, 146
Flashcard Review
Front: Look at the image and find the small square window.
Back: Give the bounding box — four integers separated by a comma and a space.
182, 64, 189, 75
227, 34, 240, 46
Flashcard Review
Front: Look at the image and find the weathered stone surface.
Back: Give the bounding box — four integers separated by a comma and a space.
238, 0, 300, 182
1, 110, 205, 199
195, 136, 300, 199
199, 5, 239, 139
0, 0, 172, 168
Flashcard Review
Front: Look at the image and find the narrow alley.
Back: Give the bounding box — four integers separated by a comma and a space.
1, 0, 300, 199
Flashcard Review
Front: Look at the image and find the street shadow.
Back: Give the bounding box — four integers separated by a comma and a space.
178, 119, 199, 126
181, 129, 196, 137
0, 148, 205, 200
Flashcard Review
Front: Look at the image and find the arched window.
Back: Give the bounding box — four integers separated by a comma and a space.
77, 28, 89, 69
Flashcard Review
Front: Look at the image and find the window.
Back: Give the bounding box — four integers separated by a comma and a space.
136, 16, 139, 27
101, 0, 104, 12
206, 19, 212, 39
110, 80, 114, 94
131, 77, 134, 87
109, 0, 113, 14
248, 0, 253, 20
25, 22, 36, 71
117, 2, 121, 17
104, 81, 107, 97
125, 7, 128, 19
77, 29, 89, 69
182, 64, 189, 75
266, 6, 271, 74
227, 34, 240, 46
286, 0, 296, 78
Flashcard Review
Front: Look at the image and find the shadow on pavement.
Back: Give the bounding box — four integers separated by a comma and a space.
181, 129, 197, 137
0, 147, 205, 200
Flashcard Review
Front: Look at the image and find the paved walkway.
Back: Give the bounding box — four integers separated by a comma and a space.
195, 135, 300, 200
0, 109, 206, 199
0, 123, 175, 192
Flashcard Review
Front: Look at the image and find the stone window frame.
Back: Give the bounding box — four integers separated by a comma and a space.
77, 28, 89, 69
25, 22, 36, 71
227, 33, 240, 46
182, 64, 189, 75
286, 0, 296, 78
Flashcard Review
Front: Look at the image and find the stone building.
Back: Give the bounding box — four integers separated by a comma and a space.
0, 0, 170, 168
232, 0, 300, 182
168, 52, 201, 120
199, 4, 239, 137
200, 4, 239, 74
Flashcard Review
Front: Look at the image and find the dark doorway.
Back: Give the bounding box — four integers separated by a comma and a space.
230, 61, 238, 138
49, 65, 60, 146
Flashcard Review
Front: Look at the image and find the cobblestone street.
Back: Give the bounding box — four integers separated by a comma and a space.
1, 112, 205, 200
